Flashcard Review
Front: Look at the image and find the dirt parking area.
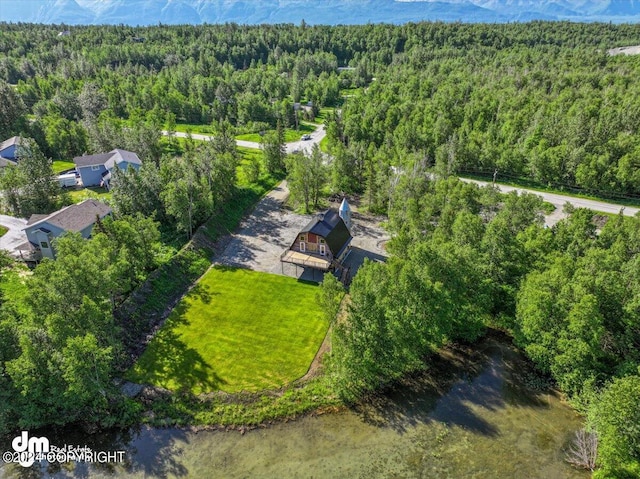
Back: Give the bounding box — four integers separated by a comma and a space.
216, 182, 389, 281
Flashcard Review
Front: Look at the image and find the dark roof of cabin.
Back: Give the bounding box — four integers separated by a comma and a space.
300, 209, 352, 256
25, 200, 111, 232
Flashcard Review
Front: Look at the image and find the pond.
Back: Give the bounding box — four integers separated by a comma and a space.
0, 335, 588, 479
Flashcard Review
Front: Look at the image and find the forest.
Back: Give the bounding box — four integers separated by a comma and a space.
0, 20, 640, 477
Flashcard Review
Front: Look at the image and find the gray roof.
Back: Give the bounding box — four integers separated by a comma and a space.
0, 136, 20, 153
73, 149, 141, 168
25, 200, 112, 232
0, 157, 17, 167
26, 214, 48, 226
300, 209, 352, 257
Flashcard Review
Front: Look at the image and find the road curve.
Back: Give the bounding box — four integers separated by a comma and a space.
163, 123, 326, 154
461, 178, 639, 226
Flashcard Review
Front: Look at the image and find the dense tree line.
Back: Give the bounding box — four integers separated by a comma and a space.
3, 20, 640, 190
0, 215, 164, 433
330, 176, 640, 476
2, 21, 640, 475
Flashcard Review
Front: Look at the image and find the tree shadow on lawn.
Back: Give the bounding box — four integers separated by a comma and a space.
139, 282, 226, 394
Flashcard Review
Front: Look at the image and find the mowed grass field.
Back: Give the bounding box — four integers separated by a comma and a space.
126, 267, 328, 394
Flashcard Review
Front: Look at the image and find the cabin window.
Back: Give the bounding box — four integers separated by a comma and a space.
300, 241, 306, 252
299, 234, 306, 242
40, 241, 49, 249
319, 239, 325, 244
91, 165, 101, 171
319, 244, 326, 256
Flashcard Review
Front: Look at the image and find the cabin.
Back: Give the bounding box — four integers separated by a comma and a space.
281, 201, 353, 276
73, 149, 141, 189
20, 199, 112, 260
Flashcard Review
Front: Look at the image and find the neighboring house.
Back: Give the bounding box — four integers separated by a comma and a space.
73, 149, 142, 189
0, 157, 17, 168
281, 205, 353, 274
21, 199, 112, 260
0, 136, 21, 163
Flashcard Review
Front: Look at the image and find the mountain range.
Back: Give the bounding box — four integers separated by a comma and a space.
2, 0, 640, 25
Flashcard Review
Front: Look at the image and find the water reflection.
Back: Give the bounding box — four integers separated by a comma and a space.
0, 335, 587, 479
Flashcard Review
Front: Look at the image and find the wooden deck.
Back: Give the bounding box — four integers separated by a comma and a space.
280, 250, 331, 271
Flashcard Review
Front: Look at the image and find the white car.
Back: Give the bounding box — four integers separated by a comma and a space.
301, 134, 311, 141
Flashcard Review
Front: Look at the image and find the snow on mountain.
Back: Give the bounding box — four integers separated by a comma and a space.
1, 0, 640, 25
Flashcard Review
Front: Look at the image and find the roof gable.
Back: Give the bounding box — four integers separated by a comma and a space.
25, 200, 112, 233
74, 149, 141, 168
0, 136, 20, 152
300, 209, 352, 256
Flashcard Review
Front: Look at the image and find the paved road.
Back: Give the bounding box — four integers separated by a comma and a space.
461, 178, 639, 226
164, 123, 326, 154
0, 215, 28, 256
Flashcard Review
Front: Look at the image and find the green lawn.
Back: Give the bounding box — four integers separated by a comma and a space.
319, 136, 330, 154
314, 107, 335, 124
236, 123, 316, 143
67, 187, 112, 203
0, 225, 7, 238
52, 161, 76, 174
168, 122, 216, 135
126, 267, 328, 394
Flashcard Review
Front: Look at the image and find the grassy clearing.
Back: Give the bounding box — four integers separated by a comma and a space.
126, 267, 328, 394
52, 161, 76, 174
115, 165, 282, 365
314, 107, 335, 124
341, 87, 364, 97
67, 187, 112, 203
236, 123, 316, 143
236, 146, 263, 184
0, 225, 7, 238
170, 122, 216, 135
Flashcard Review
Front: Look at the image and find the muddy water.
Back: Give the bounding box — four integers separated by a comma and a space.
0, 337, 588, 479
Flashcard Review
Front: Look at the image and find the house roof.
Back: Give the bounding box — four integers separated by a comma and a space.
0, 136, 20, 153
25, 200, 112, 232
26, 214, 49, 226
0, 157, 17, 167
300, 209, 352, 257
73, 149, 141, 168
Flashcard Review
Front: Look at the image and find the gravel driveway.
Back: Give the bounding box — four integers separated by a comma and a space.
216, 181, 389, 281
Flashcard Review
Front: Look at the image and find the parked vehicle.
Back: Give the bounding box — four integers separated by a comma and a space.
57, 173, 77, 187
